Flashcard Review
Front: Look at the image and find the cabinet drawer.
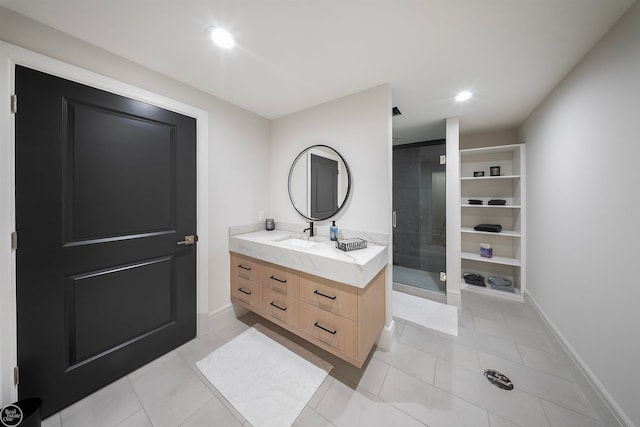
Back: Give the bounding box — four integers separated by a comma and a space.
263, 263, 300, 299
300, 273, 358, 321
262, 288, 300, 329
300, 302, 357, 358
230, 252, 262, 282
230, 275, 262, 311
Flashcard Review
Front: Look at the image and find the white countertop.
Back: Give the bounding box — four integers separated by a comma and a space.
229, 230, 388, 288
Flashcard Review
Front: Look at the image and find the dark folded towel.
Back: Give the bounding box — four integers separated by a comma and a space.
463, 273, 485, 287
488, 199, 507, 205
488, 276, 512, 287
474, 224, 502, 233
468, 199, 483, 205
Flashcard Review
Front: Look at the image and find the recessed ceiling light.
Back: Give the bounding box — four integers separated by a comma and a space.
455, 91, 473, 102
208, 27, 235, 49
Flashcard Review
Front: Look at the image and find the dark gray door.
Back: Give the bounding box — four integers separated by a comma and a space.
15, 65, 197, 417
310, 154, 338, 219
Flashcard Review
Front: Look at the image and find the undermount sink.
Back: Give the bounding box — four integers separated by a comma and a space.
277, 238, 319, 248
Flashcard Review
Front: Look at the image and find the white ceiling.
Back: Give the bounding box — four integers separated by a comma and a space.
1, 0, 635, 143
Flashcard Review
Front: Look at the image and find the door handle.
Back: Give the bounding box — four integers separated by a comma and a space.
177, 235, 197, 246
392, 210, 397, 228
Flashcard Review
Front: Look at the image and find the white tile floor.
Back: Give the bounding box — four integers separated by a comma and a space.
42, 290, 605, 427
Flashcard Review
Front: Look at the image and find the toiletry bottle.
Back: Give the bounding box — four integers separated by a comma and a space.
330, 221, 338, 241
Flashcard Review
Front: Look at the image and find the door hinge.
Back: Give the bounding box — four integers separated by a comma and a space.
11, 231, 17, 251
440, 155, 446, 165
10, 94, 17, 114
13, 366, 19, 386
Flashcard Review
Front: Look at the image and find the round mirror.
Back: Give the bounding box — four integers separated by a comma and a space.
288, 145, 351, 221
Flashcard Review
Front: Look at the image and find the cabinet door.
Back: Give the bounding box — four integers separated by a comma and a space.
230, 252, 263, 282
230, 275, 262, 311
262, 287, 300, 329
263, 263, 300, 299
300, 302, 358, 358
300, 273, 358, 321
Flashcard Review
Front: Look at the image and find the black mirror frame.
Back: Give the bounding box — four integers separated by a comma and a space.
287, 144, 351, 221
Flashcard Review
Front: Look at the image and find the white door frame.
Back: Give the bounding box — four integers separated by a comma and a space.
0, 41, 210, 406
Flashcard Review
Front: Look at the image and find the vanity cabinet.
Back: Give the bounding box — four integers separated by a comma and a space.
229, 251, 386, 368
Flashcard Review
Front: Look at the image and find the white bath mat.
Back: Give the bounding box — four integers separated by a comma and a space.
196, 324, 332, 427
392, 290, 458, 336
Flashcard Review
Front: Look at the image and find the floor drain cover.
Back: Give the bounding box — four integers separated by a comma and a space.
483, 369, 514, 390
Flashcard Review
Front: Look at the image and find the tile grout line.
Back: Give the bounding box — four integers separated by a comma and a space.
538, 395, 605, 425
125, 376, 155, 427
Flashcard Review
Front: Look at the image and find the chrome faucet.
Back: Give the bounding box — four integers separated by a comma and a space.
303, 221, 314, 237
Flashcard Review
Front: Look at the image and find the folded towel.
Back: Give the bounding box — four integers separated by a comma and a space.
488, 276, 512, 287
463, 273, 485, 287
474, 224, 502, 233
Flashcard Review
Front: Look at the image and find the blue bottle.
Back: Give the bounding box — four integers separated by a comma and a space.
330, 221, 338, 241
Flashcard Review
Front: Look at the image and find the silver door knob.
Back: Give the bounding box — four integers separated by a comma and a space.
177, 235, 197, 245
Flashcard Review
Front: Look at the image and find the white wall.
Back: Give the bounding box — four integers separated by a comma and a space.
520, 2, 640, 425
269, 84, 393, 323
0, 6, 270, 406
270, 84, 392, 233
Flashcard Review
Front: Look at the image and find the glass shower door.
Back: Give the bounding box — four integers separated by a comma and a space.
392, 141, 446, 298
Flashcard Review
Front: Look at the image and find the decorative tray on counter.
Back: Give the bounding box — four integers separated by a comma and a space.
336, 237, 367, 252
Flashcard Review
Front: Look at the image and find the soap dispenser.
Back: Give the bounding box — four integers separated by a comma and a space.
330, 221, 338, 241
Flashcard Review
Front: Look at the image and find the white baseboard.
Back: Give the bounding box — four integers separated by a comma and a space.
196, 313, 209, 337
525, 291, 633, 427
446, 289, 462, 308
376, 320, 396, 352
207, 303, 247, 335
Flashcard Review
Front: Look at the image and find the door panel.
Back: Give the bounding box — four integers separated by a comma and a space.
66, 99, 176, 241
66, 256, 175, 367
15, 65, 197, 417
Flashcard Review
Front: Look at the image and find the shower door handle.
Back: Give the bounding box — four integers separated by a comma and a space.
392, 210, 397, 228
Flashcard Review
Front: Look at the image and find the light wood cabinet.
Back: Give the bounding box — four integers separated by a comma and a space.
300, 273, 358, 321
229, 251, 386, 368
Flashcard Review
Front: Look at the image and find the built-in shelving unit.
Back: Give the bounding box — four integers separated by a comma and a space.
458, 144, 526, 301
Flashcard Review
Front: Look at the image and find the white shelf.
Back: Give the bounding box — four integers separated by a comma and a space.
460, 282, 523, 302
460, 143, 522, 156
461, 175, 520, 181
460, 227, 521, 237
461, 251, 521, 267
455, 142, 526, 303
461, 204, 521, 209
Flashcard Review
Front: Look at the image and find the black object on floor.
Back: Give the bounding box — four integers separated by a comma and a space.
484, 369, 514, 391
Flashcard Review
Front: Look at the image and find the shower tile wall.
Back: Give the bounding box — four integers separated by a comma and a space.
393, 143, 446, 274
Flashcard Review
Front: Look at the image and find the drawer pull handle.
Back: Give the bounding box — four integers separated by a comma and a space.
270, 275, 287, 283
238, 264, 252, 271
270, 301, 287, 311
238, 287, 252, 295
314, 290, 337, 300
314, 322, 337, 335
